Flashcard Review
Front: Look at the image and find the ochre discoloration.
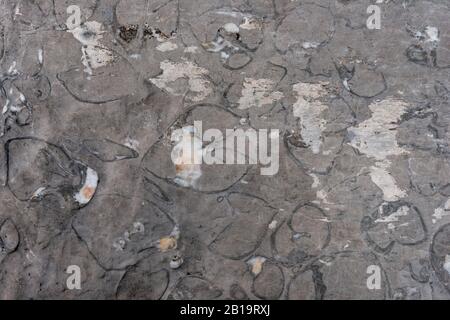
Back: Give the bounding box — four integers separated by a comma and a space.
81, 186, 96, 200
158, 237, 177, 252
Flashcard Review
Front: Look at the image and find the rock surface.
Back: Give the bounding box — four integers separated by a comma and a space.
0, 0, 450, 300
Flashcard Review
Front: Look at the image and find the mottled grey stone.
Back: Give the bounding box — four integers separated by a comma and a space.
0, 0, 449, 300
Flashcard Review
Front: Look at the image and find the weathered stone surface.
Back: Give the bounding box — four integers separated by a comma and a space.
0, 0, 449, 300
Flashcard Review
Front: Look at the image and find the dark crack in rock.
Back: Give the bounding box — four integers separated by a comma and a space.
430, 224, 450, 293
117, 266, 169, 300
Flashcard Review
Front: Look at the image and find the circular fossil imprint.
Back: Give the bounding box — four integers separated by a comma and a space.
431, 223, 450, 293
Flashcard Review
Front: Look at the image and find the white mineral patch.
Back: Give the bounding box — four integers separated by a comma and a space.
370, 161, 408, 202
8, 61, 18, 75
317, 189, 332, 205
214, 10, 242, 18
221, 51, 230, 60
2, 100, 9, 115
129, 54, 141, 59
240, 17, 261, 30
170, 256, 184, 269
348, 98, 409, 201
68, 21, 114, 75
319, 259, 333, 267
444, 255, 450, 275
31, 187, 46, 199
74, 167, 99, 206
238, 78, 283, 110
348, 98, 409, 161
375, 205, 409, 223
302, 42, 320, 49
156, 41, 178, 52
343, 78, 351, 91
131, 222, 145, 234
293, 82, 329, 154
203, 38, 227, 53
268, 220, 278, 230
38, 49, 43, 64
2, 85, 27, 115
124, 137, 140, 150
171, 225, 181, 239
25, 250, 38, 263
13, 4, 22, 19
149, 60, 212, 102
425, 26, 439, 43
184, 46, 198, 53
223, 23, 240, 34
432, 199, 450, 224
202, 33, 239, 62
113, 238, 126, 251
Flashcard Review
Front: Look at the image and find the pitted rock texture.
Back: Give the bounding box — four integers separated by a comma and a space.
0, 0, 450, 300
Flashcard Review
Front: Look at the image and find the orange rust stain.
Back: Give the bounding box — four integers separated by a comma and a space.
176, 163, 189, 173
158, 237, 177, 252
82, 186, 95, 200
